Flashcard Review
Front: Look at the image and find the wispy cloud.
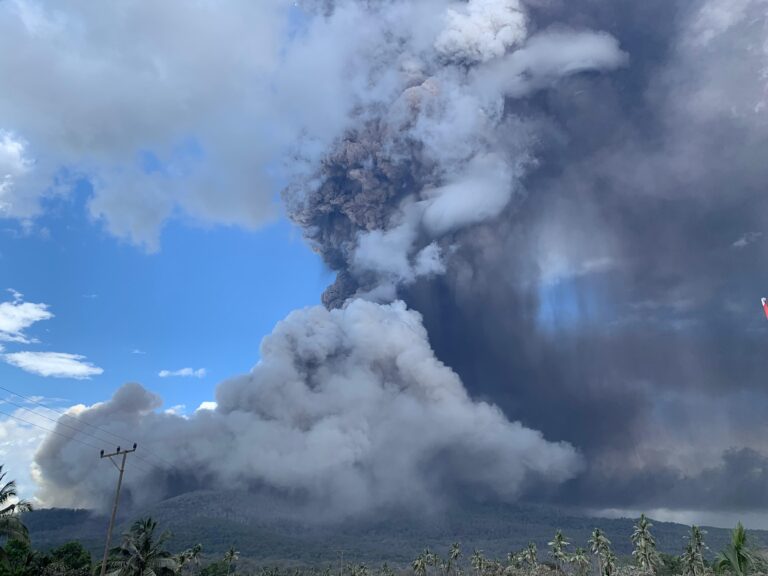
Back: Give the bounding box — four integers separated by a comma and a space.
131, 349, 146, 355
4, 352, 103, 379
732, 231, 763, 248
0, 290, 102, 379
0, 289, 53, 343
158, 367, 206, 379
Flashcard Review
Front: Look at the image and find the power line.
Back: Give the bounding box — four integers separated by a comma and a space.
133, 453, 166, 470
1, 396, 160, 473
0, 396, 123, 448
0, 408, 154, 475
0, 384, 176, 469
0, 384, 128, 443
0, 408, 103, 452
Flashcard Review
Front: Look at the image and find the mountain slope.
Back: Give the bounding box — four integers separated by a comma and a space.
24, 492, 767, 565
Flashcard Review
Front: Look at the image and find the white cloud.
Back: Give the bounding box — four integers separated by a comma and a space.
0, 406, 50, 505
0, 291, 102, 379
0, 289, 52, 343
0, 0, 377, 248
3, 351, 103, 379
195, 401, 217, 412
164, 404, 186, 416
158, 367, 206, 379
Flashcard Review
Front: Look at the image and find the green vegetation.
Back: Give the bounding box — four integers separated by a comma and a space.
549, 530, 570, 573
681, 527, 707, 576
105, 517, 179, 575
631, 515, 660, 575
0, 539, 92, 576
4, 465, 768, 576
0, 465, 32, 547
713, 524, 759, 576
26, 492, 768, 564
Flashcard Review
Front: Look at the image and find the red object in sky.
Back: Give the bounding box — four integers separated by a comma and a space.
762, 298, 768, 320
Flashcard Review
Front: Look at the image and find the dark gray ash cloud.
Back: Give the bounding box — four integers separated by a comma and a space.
286, 0, 768, 515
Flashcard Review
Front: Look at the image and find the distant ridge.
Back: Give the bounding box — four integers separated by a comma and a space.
24, 491, 768, 565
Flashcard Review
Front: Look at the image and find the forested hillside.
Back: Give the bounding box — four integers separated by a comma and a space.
24, 492, 768, 565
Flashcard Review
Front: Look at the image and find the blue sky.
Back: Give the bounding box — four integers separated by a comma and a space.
0, 179, 332, 413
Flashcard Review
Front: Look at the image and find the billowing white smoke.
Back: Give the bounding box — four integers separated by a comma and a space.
35, 300, 582, 516
434, 0, 528, 64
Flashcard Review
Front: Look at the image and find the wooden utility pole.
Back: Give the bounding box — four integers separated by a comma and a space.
99, 443, 137, 576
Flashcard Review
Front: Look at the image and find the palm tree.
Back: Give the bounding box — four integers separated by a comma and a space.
223, 546, 239, 576
0, 465, 32, 545
523, 542, 538, 571
604, 550, 617, 576
681, 526, 708, 576
177, 543, 202, 574
425, 549, 441, 576
569, 547, 590, 576
714, 523, 755, 576
450, 544, 462, 563
682, 544, 700, 576
414, 552, 429, 576
470, 550, 485, 576
447, 543, 461, 576
549, 530, 570, 574
588, 528, 612, 576
632, 514, 660, 575
106, 517, 178, 576
588, 529, 603, 576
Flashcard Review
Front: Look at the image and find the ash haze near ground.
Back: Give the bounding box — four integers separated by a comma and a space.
6, 0, 768, 525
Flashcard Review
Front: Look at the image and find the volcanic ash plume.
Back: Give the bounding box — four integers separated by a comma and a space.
27, 0, 612, 517
285, 0, 627, 307
28, 0, 768, 520
35, 300, 582, 516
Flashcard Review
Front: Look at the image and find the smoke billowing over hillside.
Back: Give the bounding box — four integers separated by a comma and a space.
24, 0, 768, 521
35, 301, 581, 515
